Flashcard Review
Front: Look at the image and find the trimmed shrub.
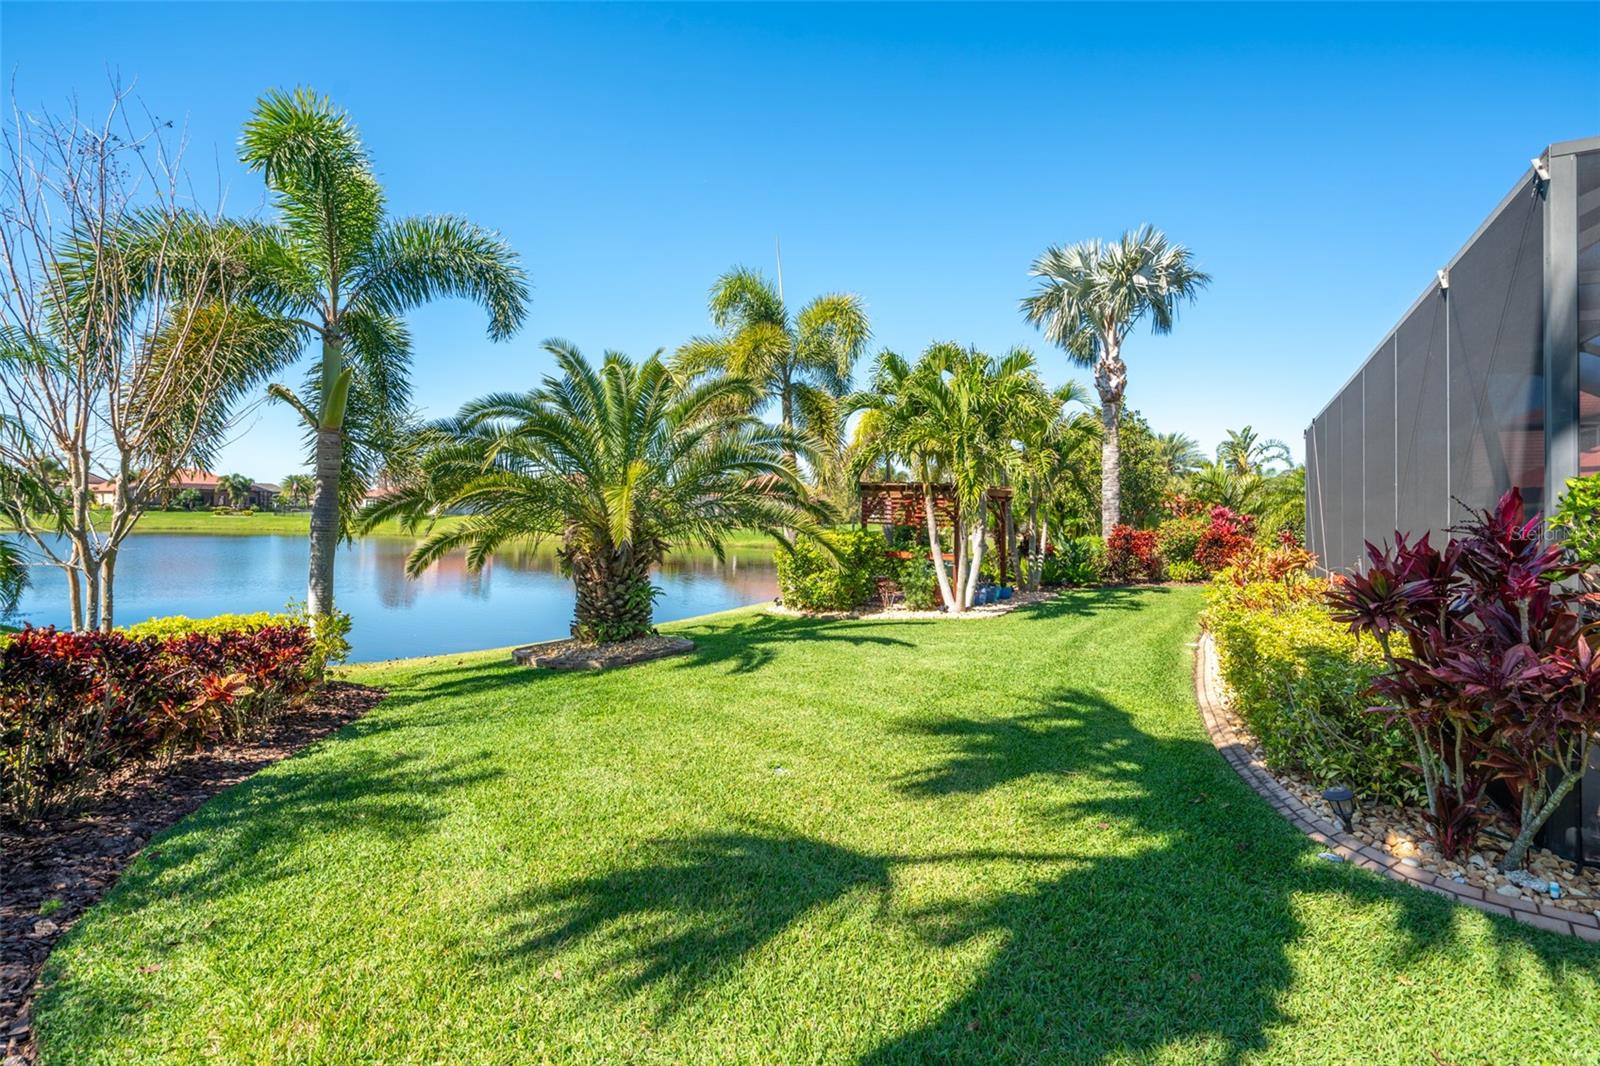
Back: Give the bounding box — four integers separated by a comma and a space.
1155, 513, 1206, 569
1104, 525, 1162, 584
776, 529, 889, 612
1, 619, 321, 820
897, 558, 941, 610
1040, 536, 1104, 587
1204, 544, 1417, 805
1165, 560, 1205, 583
122, 608, 351, 678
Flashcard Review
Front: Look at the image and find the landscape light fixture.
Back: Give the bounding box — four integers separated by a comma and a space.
1322, 786, 1356, 833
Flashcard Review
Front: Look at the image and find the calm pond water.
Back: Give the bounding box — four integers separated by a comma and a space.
9, 534, 778, 662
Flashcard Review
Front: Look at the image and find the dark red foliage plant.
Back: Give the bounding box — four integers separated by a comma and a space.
0, 622, 317, 821
1326, 489, 1600, 868
1105, 525, 1162, 583
1194, 506, 1256, 574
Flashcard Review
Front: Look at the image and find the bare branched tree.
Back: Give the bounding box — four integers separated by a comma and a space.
0, 81, 298, 629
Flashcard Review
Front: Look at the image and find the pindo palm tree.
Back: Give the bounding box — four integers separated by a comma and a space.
362, 340, 830, 643
1021, 225, 1208, 539
236, 88, 529, 624
674, 267, 869, 472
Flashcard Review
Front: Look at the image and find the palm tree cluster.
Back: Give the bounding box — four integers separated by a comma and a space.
1182, 426, 1304, 536
850, 344, 1097, 611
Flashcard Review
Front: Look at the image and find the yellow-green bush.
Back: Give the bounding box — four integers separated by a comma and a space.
1203, 577, 1421, 805
776, 530, 888, 612
119, 612, 285, 639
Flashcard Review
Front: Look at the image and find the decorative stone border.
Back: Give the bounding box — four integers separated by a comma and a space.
1194, 632, 1600, 942
511, 635, 695, 671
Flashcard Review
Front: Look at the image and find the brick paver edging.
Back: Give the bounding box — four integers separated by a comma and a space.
1194, 632, 1600, 942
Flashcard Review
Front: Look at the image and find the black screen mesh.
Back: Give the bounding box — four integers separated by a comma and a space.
1447, 184, 1545, 522
1395, 293, 1450, 544
1362, 344, 1398, 552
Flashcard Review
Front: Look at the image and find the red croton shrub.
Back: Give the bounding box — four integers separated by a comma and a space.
1105, 525, 1163, 584
1194, 506, 1257, 575
1326, 489, 1600, 869
0, 622, 317, 821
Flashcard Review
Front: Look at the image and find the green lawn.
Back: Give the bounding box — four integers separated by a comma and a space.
33, 589, 1600, 1064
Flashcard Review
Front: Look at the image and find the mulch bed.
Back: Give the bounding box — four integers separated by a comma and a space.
1, 680, 386, 1065
511, 634, 696, 671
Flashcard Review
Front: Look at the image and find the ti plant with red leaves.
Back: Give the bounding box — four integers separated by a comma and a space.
1327, 489, 1600, 869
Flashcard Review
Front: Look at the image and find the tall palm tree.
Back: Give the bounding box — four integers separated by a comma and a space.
362, 341, 828, 642
1216, 425, 1291, 476
236, 88, 529, 623
1021, 225, 1209, 539
674, 267, 869, 472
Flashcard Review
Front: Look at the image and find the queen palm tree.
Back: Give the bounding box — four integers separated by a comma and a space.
674, 267, 869, 473
361, 341, 828, 642
236, 88, 529, 624
1021, 226, 1208, 539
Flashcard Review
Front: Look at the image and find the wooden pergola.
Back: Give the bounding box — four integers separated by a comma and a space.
858, 481, 1014, 584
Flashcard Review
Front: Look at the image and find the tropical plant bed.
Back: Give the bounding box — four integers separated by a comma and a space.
510, 634, 696, 671
1196, 634, 1600, 935
1, 681, 385, 1066
767, 587, 1060, 621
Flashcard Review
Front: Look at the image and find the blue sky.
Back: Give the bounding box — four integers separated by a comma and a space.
3, 2, 1597, 480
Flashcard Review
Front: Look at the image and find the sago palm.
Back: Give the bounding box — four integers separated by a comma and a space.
674, 267, 869, 472
236, 88, 529, 622
362, 341, 829, 642
1021, 225, 1208, 539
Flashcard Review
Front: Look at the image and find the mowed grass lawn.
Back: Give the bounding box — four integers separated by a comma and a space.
34, 588, 1600, 1064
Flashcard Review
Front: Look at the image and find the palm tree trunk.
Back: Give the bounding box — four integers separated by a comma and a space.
570, 544, 655, 642
1026, 499, 1041, 591
307, 426, 342, 619
965, 523, 986, 607
951, 513, 968, 614
1003, 497, 1017, 588
922, 481, 957, 610
1099, 395, 1121, 539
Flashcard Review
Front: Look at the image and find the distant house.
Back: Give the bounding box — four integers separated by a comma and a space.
87, 469, 281, 509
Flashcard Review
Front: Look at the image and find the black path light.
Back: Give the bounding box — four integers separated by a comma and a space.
1322, 786, 1356, 833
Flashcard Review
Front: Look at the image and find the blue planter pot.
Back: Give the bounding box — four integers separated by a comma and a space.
998, 587, 1014, 601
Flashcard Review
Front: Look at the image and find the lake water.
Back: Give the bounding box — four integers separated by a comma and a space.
8, 534, 778, 662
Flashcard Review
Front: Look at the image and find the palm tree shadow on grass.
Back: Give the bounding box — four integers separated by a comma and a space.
476, 682, 1600, 1062
865, 685, 1600, 1064
673, 612, 923, 675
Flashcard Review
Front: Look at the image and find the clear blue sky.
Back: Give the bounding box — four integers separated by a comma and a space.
4, 2, 1597, 480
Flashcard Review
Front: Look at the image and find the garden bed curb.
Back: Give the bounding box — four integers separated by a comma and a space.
511, 635, 696, 671
1194, 632, 1599, 942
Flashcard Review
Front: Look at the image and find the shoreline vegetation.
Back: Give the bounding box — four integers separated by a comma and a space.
0, 510, 780, 551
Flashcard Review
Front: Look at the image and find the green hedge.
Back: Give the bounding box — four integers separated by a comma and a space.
1203, 582, 1421, 806
120, 611, 286, 639
776, 530, 889, 612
